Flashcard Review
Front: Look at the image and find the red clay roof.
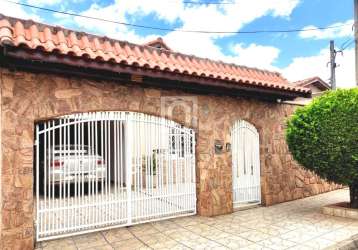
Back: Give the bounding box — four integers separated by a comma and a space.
0, 14, 310, 95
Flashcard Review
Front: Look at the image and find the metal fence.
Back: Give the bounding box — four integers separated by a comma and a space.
35, 111, 196, 241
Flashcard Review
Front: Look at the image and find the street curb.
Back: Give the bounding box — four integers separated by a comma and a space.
325, 234, 358, 250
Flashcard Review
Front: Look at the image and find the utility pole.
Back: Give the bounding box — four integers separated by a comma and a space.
354, 0, 358, 86
329, 40, 337, 90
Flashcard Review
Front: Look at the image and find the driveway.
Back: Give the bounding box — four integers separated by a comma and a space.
35, 188, 356, 250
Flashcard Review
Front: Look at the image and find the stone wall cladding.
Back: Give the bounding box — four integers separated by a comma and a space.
0, 68, 340, 249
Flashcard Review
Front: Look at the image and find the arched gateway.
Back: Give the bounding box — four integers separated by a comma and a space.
231, 120, 261, 208
35, 111, 196, 241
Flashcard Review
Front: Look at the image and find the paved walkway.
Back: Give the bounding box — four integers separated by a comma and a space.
35, 189, 357, 250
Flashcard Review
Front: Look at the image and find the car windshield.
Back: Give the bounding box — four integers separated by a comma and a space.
48, 145, 91, 156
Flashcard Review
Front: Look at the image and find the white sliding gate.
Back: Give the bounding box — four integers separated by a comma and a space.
35, 111, 196, 241
231, 120, 261, 208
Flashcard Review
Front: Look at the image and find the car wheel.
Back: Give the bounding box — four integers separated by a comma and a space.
97, 182, 103, 192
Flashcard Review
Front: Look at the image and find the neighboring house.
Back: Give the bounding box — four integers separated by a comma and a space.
0, 15, 341, 249
144, 37, 172, 51
292, 76, 331, 104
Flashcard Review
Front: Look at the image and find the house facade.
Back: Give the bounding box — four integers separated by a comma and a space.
0, 15, 340, 249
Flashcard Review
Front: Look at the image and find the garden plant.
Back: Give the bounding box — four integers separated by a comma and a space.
286, 89, 358, 208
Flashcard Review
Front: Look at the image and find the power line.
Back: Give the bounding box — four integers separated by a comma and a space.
3, 0, 354, 34
340, 37, 353, 49
341, 39, 355, 51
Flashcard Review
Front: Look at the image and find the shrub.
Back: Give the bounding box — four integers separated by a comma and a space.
286, 89, 358, 207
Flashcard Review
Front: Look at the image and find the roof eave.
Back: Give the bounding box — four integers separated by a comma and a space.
0, 45, 311, 100
295, 77, 331, 91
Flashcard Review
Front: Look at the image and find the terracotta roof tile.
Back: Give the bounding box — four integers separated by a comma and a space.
0, 14, 310, 95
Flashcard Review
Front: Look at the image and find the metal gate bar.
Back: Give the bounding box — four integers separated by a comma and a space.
231, 120, 261, 208
35, 112, 196, 241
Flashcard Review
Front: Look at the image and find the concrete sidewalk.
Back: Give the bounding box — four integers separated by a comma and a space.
35, 189, 356, 250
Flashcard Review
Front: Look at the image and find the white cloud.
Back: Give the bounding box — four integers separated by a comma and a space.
0, 0, 41, 21
163, 32, 224, 58
270, 0, 301, 17
230, 43, 280, 70
27, 0, 62, 6
69, 0, 301, 40
71, 1, 160, 43
299, 19, 353, 40
126, 0, 184, 23
173, 0, 300, 39
281, 47, 355, 89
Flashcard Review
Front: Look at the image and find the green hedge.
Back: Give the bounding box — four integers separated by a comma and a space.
286, 89, 358, 186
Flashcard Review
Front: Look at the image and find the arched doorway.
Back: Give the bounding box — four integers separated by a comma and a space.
35, 111, 196, 241
231, 120, 261, 208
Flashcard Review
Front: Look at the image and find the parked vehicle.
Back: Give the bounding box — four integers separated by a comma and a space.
39, 145, 107, 195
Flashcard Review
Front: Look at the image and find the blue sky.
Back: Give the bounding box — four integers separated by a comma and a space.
2, 0, 355, 87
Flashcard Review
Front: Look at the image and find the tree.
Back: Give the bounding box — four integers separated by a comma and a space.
286, 89, 358, 208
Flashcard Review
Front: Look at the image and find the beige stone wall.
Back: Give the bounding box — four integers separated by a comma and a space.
0, 68, 340, 249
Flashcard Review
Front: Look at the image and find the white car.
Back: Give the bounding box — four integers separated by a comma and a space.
40, 145, 106, 188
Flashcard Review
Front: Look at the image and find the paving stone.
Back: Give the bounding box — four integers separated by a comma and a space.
41, 238, 77, 250
303, 238, 336, 249
287, 244, 315, 250
151, 220, 181, 232
257, 236, 297, 250
179, 237, 227, 250
34, 189, 356, 250
73, 232, 108, 249
102, 228, 134, 243
238, 230, 273, 242
128, 223, 159, 237
244, 243, 274, 250
257, 224, 292, 236
184, 223, 224, 237
136, 232, 179, 249
170, 216, 201, 227
280, 228, 321, 243
80, 244, 113, 250
321, 228, 358, 242
43, 246, 77, 250
157, 244, 191, 250
163, 227, 201, 241
214, 234, 253, 249
111, 238, 149, 250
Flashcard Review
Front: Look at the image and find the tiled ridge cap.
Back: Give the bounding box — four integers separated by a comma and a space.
0, 13, 310, 94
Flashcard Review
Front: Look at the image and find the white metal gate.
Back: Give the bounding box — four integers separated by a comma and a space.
35, 112, 196, 241
231, 120, 261, 208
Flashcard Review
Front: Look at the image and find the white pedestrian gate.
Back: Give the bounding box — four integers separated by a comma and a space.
231, 120, 261, 208
35, 111, 196, 241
